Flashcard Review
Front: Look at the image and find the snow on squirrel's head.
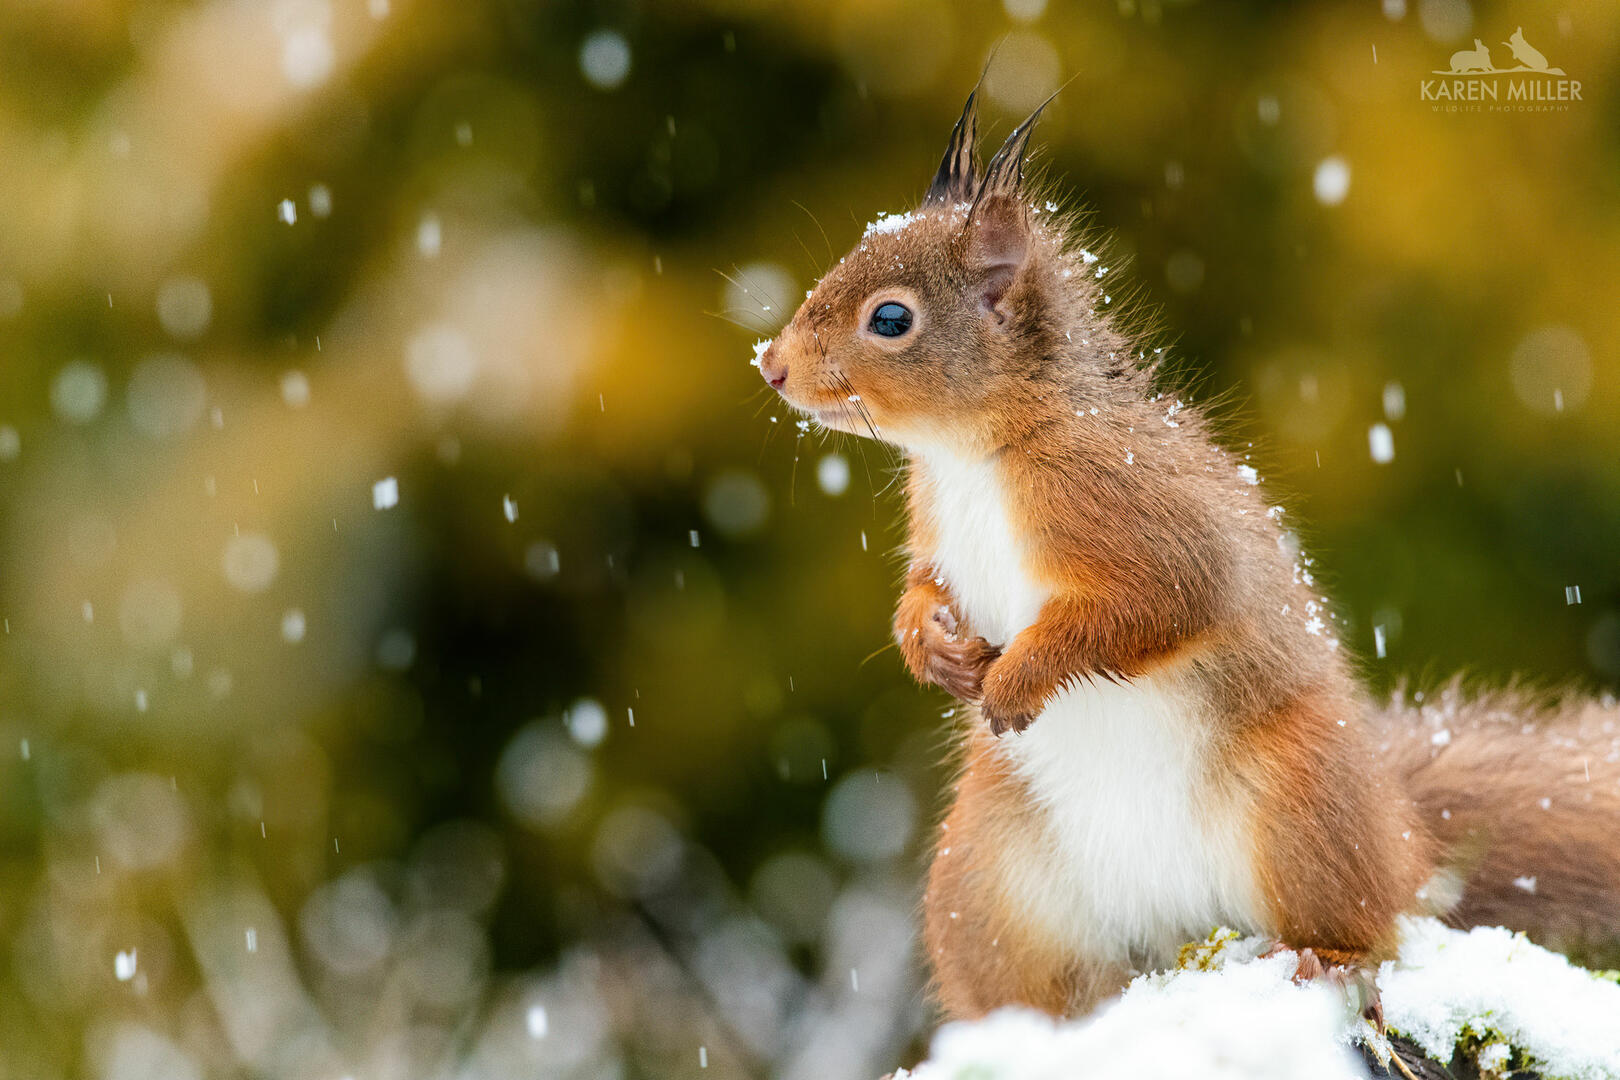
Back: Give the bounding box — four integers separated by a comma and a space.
755, 82, 1131, 455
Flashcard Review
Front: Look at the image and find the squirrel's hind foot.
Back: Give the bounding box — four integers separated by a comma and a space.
1265, 943, 1384, 1031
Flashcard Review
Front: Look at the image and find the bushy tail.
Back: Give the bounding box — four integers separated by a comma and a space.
1376, 683, 1620, 962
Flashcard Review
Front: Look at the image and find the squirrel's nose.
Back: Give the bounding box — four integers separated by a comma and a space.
759, 343, 788, 391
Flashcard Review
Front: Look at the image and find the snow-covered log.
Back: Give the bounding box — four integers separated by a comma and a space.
896, 919, 1620, 1080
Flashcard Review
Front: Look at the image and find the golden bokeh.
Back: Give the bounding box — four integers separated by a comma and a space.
0, 1, 1616, 1076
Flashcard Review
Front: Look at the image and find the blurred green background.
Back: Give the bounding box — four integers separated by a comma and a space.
0, 0, 1616, 1077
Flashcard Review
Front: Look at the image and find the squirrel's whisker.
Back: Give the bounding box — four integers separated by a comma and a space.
703, 309, 772, 335
792, 199, 835, 268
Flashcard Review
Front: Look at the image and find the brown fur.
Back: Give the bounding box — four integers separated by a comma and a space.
1375, 684, 1620, 960
757, 91, 1620, 1018
924, 725, 1134, 1017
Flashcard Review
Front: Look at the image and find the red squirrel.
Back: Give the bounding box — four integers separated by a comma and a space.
755, 86, 1620, 1020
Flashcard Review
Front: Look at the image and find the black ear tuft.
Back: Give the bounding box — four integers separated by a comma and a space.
972, 93, 1054, 207
923, 90, 980, 206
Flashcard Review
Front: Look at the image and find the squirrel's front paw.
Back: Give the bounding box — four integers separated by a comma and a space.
979, 656, 1043, 736
896, 601, 1000, 701
929, 632, 1002, 702
980, 697, 1038, 737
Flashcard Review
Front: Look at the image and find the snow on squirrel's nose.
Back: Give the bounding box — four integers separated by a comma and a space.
755, 338, 788, 390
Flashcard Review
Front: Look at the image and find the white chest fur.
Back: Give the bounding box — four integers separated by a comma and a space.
916, 450, 1262, 964
916, 451, 1046, 648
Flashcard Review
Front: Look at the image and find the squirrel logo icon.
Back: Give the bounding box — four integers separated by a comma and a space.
1503, 27, 1566, 75
1436, 28, 1566, 75
1447, 39, 1494, 73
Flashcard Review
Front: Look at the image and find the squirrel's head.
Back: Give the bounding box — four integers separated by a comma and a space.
756, 89, 1109, 455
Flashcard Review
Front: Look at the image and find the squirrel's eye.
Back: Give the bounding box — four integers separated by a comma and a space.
868, 302, 914, 338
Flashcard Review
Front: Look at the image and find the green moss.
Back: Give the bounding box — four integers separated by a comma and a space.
952, 1066, 998, 1080
1176, 927, 1242, 972
1444, 1023, 1549, 1080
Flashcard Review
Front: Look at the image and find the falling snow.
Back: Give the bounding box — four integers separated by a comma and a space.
373, 476, 399, 510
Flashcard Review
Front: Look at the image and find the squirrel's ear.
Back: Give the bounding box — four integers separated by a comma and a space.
966, 194, 1029, 320
965, 96, 1048, 320
924, 89, 980, 206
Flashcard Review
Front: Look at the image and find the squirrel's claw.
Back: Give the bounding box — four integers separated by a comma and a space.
1265, 943, 1384, 1032
984, 704, 1036, 737
980, 679, 1038, 735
